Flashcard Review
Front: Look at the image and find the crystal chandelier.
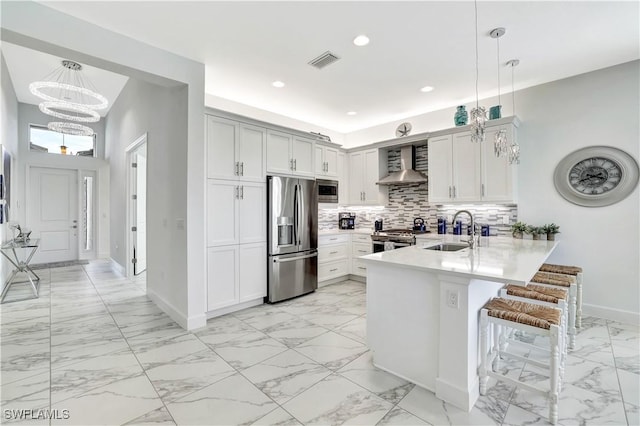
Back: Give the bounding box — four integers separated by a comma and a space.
507, 59, 521, 164
470, 0, 486, 143
490, 28, 509, 158
29, 60, 108, 137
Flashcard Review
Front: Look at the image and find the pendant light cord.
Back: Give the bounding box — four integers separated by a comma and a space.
511, 62, 516, 115
497, 36, 501, 106
474, 0, 479, 109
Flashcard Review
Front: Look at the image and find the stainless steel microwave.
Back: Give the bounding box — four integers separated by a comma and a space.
317, 179, 339, 203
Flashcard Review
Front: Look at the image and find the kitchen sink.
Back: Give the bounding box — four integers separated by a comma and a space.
424, 243, 468, 252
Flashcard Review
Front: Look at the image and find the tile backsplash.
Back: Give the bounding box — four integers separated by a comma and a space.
319, 143, 519, 236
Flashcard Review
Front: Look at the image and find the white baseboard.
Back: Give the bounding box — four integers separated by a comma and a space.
318, 275, 349, 287
147, 288, 206, 331
348, 274, 366, 283
435, 377, 478, 412
206, 298, 264, 319
109, 258, 125, 276
583, 303, 640, 325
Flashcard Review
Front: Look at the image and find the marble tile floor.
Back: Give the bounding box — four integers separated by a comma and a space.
0, 260, 638, 425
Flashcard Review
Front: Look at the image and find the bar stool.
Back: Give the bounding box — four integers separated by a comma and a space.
539, 263, 584, 328
531, 271, 577, 349
499, 284, 569, 380
479, 297, 562, 425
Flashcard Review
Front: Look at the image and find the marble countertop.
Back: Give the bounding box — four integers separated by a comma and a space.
360, 234, 558, 285
319, 229, 373, 235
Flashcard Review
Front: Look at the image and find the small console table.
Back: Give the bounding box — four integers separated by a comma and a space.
0, 239, 40, 304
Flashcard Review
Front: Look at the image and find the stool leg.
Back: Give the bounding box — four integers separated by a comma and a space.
549, 326, 560, 425
568, 284, 577, 349
479, 310, 489, 395
492, 323, 501, 371
576, 273, 583, 329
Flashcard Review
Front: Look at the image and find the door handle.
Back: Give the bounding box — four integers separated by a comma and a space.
235, 186, 239, 199
273, 252, 318, 263
240, 162, 244, 176
453, 186, 457, 198
294, 159, 297, 171
235, 161, 239, 175
71, 225, 78, 229
449, 186, 452, 198
290, 158, 294, 171
240, 186, 244, 200
481, 183, 485, 197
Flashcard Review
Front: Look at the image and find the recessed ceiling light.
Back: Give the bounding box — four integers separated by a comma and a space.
347, 111, 357, 116
353, 35, 370, 47
272, 81, 285, 88
420, 86, 434, 93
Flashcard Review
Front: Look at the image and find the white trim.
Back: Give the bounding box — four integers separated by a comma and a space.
147, 287, 206, 330
125, 133, 147, 279
206, 298, 264, 319
435, 376, 479, 413
318, 275, 349, 287
583, 303, 639, 326
109, 257, 125, 276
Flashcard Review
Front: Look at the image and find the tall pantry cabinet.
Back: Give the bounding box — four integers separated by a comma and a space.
205, 115, 267, 313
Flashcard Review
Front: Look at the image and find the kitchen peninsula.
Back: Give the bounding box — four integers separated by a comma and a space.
360, 235, 558, 412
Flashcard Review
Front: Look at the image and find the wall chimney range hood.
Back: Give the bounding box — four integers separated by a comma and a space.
377, 145, 428, 185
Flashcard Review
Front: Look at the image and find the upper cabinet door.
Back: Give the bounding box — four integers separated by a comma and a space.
266, 130, 293, 175
363, 149, 381, 205
428, 135, 454, 203
482, 126, 517, 203
348, 151, 364, 203
315, 145, 326, 176
238, 124, 266, 182
324, 147, 339, 177
452, 132, 482, 202
207, 116, 238, 180
292, 136, 315, 177
337, 152, 348, 204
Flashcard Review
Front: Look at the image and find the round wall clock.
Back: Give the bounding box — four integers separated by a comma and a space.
396, 122, 412, 137
553, 146, 639, 207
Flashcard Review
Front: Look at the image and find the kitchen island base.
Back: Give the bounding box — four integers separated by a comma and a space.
366, 263, 504, 411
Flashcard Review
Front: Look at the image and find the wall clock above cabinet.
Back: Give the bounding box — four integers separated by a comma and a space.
553, 146, 639, 207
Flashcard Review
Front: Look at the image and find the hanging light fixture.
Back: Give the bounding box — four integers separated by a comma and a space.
507, 59, 521, 164
29, 60, 108, 137
490, 27, 509, 158
470, 0, 486, 143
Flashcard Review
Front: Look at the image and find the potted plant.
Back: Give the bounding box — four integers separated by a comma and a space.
527, 225, 545, 240
543, 223, 560, 241
511, 222, 527, 239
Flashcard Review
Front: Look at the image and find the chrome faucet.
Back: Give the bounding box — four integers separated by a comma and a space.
452, 210, 478, 249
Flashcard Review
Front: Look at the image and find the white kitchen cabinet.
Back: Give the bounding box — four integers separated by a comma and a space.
207, 242, 266, 311
428, 123, 517, 203
206, 115, 265, 182
318, 233, 349, 282
266, 130, 315, 177
315, 144, 339, 177
337, 151, 348, 204
207, 245, 238, 311
207, 179, 265, 247
351, 241, 372, 277
348, 148, 387, 205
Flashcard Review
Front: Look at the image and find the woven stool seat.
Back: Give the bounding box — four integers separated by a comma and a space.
531, 271, 574, 288
505, 284, 568, 304
483, 297, 561, 330
540, 263, 583, 275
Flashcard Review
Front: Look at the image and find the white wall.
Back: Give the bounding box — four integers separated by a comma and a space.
2, 1, 206, 330
206, 93, 345, 146
347, 61, 640, 323
0, 52, 19, 288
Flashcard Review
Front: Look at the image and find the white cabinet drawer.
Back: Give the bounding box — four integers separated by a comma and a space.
318, 243, 348, 263
351, 233, 371, 244
352, 258, 367, 276
319, 234, 349, 246
352, 242, 372, 257
319, 260, 349, 282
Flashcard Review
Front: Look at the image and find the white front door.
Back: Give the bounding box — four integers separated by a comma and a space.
132, 144, 147, 275
28, 167, 78, 263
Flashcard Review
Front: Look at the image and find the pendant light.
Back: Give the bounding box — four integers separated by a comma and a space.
29, 60, 108, 137
507, 59, 521, 164
490, 27, 509, 158
470, 0, 486, 143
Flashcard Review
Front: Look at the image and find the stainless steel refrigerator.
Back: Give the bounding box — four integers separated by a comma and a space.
267, 175, 318, 303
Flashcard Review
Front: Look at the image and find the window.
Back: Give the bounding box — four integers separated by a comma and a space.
29, 125, 96, 157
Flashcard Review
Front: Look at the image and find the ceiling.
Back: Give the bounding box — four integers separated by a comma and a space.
2, 42, 129, 117
11, 1, 640, 133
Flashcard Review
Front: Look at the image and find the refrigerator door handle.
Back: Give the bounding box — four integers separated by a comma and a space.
293, 183, 299, 246
296, 184, 303, 245
273, 252, 318, 263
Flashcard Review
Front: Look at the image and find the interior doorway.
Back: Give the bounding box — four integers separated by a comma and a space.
27, 167, 79, 264
126, 134, 147, 277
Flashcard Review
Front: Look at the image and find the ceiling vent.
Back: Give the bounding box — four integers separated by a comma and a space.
308, 51, 340, 69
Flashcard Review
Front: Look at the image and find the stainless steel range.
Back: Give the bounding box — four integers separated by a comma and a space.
371, 229, 420, 253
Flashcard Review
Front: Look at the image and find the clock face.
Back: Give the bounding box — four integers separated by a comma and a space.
554, 146, 639, 207
396, 122, 412, 137
568, 157, 622, 195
